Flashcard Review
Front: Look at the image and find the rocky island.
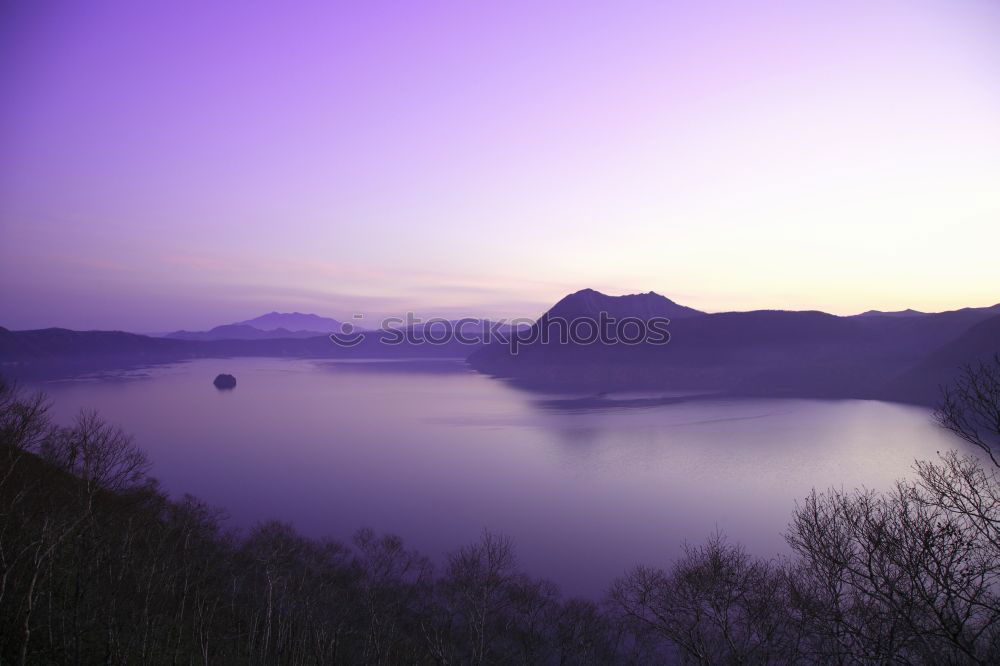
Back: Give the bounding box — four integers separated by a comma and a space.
213, 373, 237, 389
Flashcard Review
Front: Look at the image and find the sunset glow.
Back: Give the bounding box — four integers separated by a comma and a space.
2, 0, 998, 330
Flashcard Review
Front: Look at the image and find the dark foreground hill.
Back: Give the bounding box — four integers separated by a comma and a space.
467, 290, 1000, 404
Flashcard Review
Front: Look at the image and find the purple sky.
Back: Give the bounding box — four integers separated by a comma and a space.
2, 0, 999, 331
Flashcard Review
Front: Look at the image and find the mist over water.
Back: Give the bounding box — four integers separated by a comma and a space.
32, 357, 964, 597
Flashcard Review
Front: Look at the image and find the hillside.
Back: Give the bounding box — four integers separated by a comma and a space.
4, 293, 997, 400
0, 326, 479, 380
236, 311, 343, 332
881, 314, 1000, 404
165, 324, 324, 341
545, 288, 705, 321
467, 291, 1000, 402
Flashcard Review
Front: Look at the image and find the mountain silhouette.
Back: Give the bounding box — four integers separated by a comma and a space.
2, 292, 997, 404
881, 314, 1000, 404
165, 324, 324, 341
467, 290, 1000, 402
236, 312, 344, 332
545, 288, 704, 321
857, 308, 927, 317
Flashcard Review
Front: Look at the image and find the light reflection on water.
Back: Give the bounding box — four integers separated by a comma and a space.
32, 357, 965, 597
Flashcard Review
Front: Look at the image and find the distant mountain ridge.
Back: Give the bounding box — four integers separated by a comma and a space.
881, 314, 1000, 404
3, 291, 998, 404
854, 304, 1000, 318
160, 300, 1000, 343
467, 289, 1000, 403
857, 308, 927, 318
236, 312, 343, 332
0, 325, 477, 380
165, 324, 326, 341
161, 311, 348, 341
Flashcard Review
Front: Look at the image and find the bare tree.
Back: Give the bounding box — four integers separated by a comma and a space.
936, 355, 1000, 467
442, 531, 518, 664
610, 533, 797, 665
788, 475, 1000, 664
39, 409, 150, 496
0, 378, 49, 455
352, 527, 431, 664
915, 452, 1000, 553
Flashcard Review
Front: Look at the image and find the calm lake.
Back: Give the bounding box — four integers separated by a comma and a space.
32, 357, 965, 597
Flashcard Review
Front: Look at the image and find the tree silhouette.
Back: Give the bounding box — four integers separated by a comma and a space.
936, 354, 1000, 466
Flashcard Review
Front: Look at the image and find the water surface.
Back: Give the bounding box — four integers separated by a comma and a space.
33, 357, 963, 597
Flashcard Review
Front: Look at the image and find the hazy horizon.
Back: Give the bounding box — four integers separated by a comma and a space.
3, 0, 999, 331
5, 289, 1000, 334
